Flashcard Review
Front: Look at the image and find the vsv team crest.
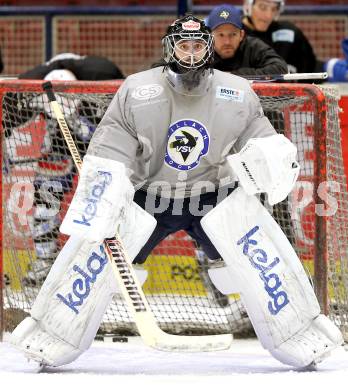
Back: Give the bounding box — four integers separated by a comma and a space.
165, 119, 210, 171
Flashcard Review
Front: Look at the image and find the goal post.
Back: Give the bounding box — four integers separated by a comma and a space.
1, 80, 347, 343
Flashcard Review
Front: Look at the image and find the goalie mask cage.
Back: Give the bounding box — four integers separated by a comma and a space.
0, 80, 347, 343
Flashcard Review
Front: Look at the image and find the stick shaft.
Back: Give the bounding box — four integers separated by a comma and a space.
245, 72, 328, 82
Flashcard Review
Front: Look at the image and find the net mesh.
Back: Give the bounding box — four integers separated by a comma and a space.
1, 80, 347, 342
322, 85, 348, 338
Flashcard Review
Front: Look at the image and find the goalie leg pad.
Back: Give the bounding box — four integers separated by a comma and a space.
10, 202, 156, 367
10, 317, 84, 367
201, 187, 343, 367
11, 236, 117, 366
272, 314, 344, 367
207, 264, 240, 295
119, 200, 157, 262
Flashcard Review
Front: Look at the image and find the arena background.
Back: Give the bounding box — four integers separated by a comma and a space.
0, 0, 347, 77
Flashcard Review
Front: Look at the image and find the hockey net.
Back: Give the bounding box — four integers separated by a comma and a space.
0, 80, 347, 342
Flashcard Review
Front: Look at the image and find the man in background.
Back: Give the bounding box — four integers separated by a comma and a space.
206, 4, 287, 77
242, 0, 348, 81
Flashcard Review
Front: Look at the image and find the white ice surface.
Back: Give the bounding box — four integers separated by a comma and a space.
1, 337, 348, 390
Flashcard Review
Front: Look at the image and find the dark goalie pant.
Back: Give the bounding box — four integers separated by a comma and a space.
132, 185, 236, 264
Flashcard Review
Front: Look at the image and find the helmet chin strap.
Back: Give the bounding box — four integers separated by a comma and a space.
165, 66, 213, 96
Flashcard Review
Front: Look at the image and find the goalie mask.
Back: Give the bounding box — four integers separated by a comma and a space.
162, 15, 214, 96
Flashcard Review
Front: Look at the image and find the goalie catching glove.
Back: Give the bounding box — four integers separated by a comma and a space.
60, 154, 134, 242
228, 134, 300, 205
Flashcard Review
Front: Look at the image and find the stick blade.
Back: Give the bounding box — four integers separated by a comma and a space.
136, 314, 233, 352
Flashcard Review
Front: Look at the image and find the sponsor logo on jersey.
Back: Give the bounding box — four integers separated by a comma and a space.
56, 244, 108, 314
237, 225, 289, 315
132, 84, 164, 100
216, 86, 244, 102
272, 29, 295, 43
165, 119, 209, 171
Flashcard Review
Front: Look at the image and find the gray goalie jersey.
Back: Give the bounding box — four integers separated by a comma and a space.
87, 67, 276, 198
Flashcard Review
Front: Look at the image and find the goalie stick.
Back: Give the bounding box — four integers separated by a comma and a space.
245, 72, 328, 82
42, 81, 233, 352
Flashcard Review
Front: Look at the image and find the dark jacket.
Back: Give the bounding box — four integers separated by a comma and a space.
243, 18, 324, 74
213, 35, 288, 76
19, 55, 124, 80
